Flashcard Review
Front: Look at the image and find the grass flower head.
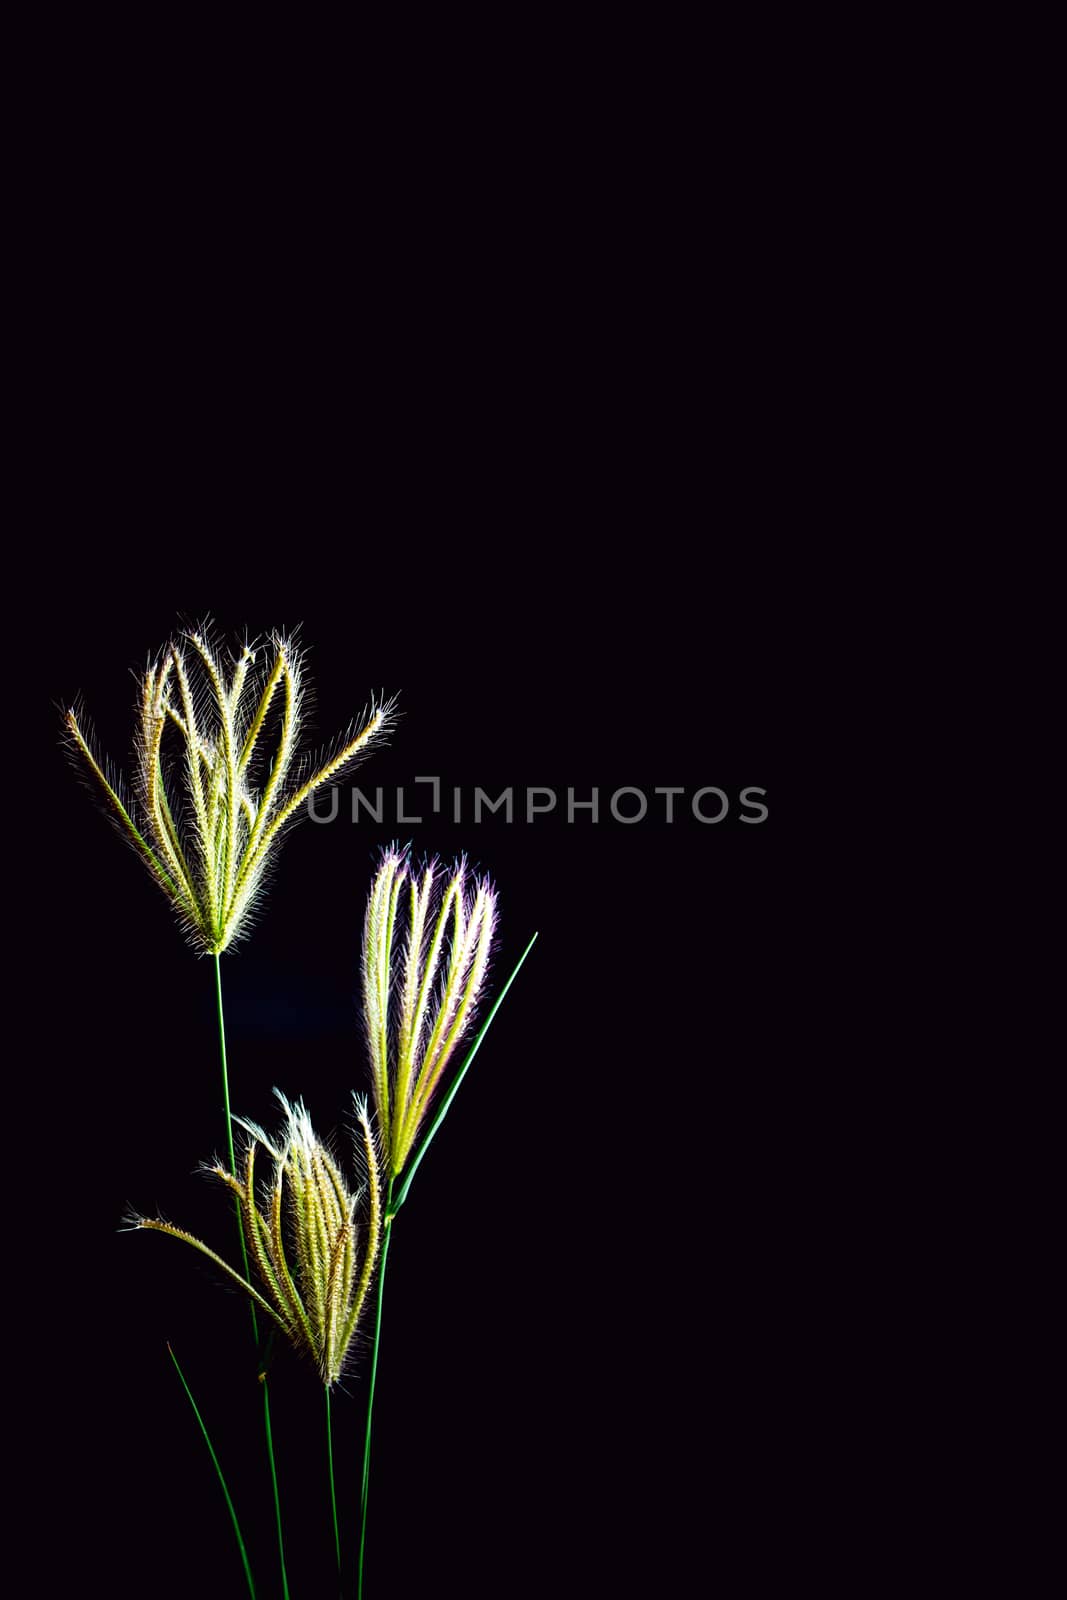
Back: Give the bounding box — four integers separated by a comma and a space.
134, 1091, 382, 1387
65, 624, 396, 953
363, 846, 499, 1177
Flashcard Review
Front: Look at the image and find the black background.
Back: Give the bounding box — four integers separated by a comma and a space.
11, 24, 907, 1587
33, 592, 834, 1599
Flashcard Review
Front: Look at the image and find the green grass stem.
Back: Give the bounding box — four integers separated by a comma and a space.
327, 1386, 341, 1582
358, 1177, 393, 1600
215, 954, 290, 1600
359, 930, 538, 1596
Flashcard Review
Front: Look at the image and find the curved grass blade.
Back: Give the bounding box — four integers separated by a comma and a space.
167, 1343, 256, 1599
391, 930, 539, 1214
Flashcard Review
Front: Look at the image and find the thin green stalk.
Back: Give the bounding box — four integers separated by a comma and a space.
214, 953, 255, 1310
358, 1178, 394, 1600
168, 1342, 256, 1599
326, 1386, 341, 1579
357, 926, 538, 1596
214, 954, 290, 1600
262, 1381, 288, 1600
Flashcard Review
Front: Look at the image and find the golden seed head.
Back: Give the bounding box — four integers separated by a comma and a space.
65, 622, 397, 954
363, 846, 499, 1177
134, 1089, 383, 1387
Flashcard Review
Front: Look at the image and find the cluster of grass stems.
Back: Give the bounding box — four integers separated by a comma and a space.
67, 625, 536, 1596
173, 933, 535, 1597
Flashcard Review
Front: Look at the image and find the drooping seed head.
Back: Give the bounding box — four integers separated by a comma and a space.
133, 1089, 382, 1387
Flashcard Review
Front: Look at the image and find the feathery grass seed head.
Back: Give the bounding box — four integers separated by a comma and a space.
133, 1089, 382, 1386
65, 623, 397, 954
363, 845, 499, 1177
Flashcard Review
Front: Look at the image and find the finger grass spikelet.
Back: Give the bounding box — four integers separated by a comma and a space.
134, 1092, 383, 1387
364, 846, 499, 1177
65, 624, 396, 953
